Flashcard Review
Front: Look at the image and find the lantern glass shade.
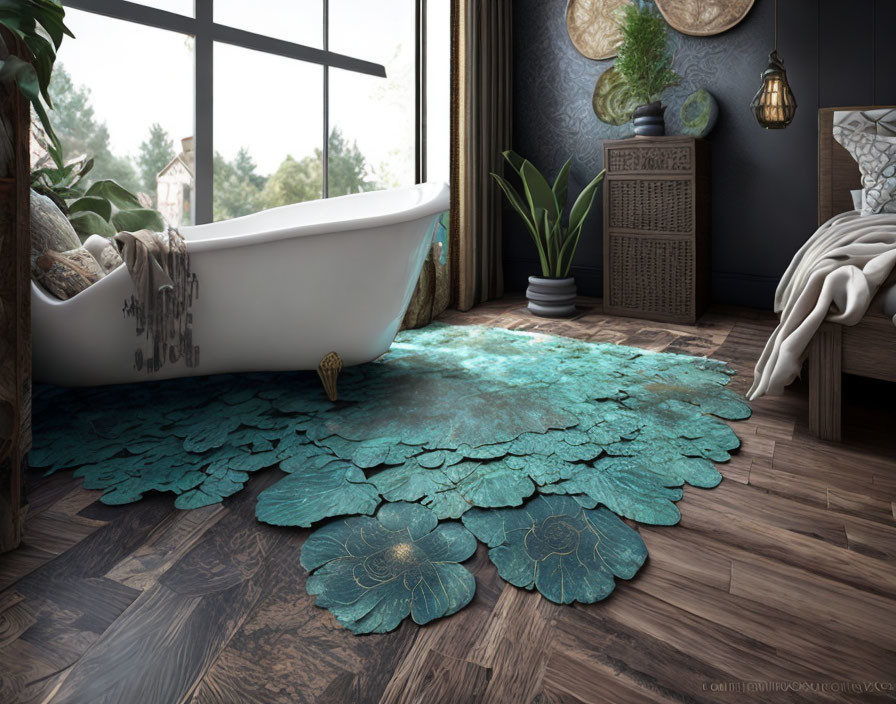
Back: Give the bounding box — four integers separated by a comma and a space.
751, 50, 797, 129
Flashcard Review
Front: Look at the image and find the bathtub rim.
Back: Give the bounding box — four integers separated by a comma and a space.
182, 181, 449, 254
31, 181, 449, 308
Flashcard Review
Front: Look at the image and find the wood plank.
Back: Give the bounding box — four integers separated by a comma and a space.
549, 605, 736, 704
20, 474, 94, 522
843, 519, 896, 560
0, 601, 35, 648
386, 650, 491, 704
157, 473, 281, 598
14, 492, 177, 594
826, 486, 895, 525
560, 586, 837, 703
772, 439, 894, 499
632, 563, 896, 684
543, 639, 678, 704
0, 589, 23, 613
191, 530, 423, 704
49, 537, 281, 704
729, 558, 896, 650
0, 638, 60, 703
690, 479, 850, 548
0, 543, 57, 592
18, 614, 99, 667
105, 503, 226, 591
748, 463, 834, 509
673, 492, 896, 599
20, 513, 103, 557
467, 583, 554, 704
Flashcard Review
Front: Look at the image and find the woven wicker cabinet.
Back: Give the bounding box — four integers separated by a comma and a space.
602, 136, 710, 323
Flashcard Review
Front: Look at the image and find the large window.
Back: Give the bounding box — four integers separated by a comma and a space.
56, 1, 449, 226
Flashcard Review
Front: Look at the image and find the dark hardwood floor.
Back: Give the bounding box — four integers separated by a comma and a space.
1, 297, 895, 703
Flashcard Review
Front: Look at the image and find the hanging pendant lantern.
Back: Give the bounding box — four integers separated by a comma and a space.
751, 0, 796, 129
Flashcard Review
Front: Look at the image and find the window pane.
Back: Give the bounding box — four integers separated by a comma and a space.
213, 43, 323, 220
426, 0, 450, 184
214, 0, 323, 48
52, 9, 194, 224
328, 0, 415, 193
329, 0, 414, 65
133, 0, 194, 16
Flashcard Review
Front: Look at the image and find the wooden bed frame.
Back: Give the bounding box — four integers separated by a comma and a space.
809, 106, 896, 440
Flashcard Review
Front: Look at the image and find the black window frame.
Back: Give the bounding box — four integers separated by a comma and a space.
63, 0, 431, 224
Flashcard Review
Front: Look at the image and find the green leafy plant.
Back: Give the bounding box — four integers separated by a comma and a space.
0, 0, 73, 166
32, 153, 165, 240
491, 151, 605, 279
614, 1, 679, 106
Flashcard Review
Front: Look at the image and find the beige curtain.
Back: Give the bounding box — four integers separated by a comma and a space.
450, 0, 512, 311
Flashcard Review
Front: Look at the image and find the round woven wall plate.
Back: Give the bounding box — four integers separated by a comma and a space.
592, 66, 639, 126
654, 0, 755, 36
566, 0, 628, 60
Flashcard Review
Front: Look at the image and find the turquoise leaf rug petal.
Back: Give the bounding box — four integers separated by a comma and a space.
300, 502, 477, 634
255, 460, 380, 527
462, 494, 648, 604
30, 322, 750, 632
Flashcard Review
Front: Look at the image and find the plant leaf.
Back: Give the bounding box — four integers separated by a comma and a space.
492, 172, 549, 276
69, 210, 116, 239
568, 169, 605, 236
0, 54, 39, 100
502, 150, 526, 176
552, 158, 572, 214
22, 33, 54, 106
521, 160, 558, 223
84, 180, 143, 210
68, 196, 112, 221
532, 206, 552, 276
110, 208, 166, 233
31, 184, 68, 214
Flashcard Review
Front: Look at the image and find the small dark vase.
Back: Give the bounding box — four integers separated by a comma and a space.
526, 276, 577, 318
632, 101, 666, 136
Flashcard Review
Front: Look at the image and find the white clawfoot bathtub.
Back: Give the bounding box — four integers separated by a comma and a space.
32, 182, 450, 386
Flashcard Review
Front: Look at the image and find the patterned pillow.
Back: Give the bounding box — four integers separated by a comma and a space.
83, 233, 124, 274
34, 247, 105, 300
833, 109, 896, 215
30, 190, 81, 273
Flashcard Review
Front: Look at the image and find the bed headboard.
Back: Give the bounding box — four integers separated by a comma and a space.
818, 105, 896, 225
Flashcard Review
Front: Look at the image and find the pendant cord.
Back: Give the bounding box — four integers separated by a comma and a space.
774, 0, 778, 52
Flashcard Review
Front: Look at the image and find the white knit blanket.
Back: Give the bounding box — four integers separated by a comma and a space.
748, 211, 896, 400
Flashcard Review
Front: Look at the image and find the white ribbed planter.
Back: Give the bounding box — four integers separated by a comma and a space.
526, 276, 577, 318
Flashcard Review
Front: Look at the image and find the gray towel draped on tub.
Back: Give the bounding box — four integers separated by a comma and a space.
114, 228, 199, 375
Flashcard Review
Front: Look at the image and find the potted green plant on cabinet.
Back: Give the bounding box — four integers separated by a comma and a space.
615, 1, 680, 136
492, 151, 604, 317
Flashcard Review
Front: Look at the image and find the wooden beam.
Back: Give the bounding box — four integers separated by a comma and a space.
0, 30, 32, 552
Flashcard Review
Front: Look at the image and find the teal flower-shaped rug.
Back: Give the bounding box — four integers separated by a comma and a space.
31, 323, 750, 634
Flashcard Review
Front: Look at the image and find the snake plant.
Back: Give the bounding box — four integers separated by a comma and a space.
0, 0, 73, 167
492, 151, 604, 279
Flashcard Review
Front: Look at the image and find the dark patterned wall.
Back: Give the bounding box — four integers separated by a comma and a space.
508, 0, 896, 308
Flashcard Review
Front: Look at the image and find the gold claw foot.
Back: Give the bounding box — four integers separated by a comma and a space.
317, 351, 343, 402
